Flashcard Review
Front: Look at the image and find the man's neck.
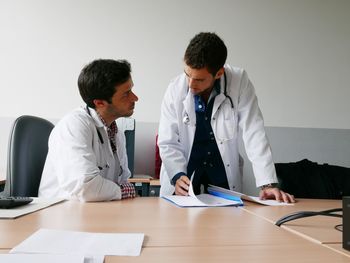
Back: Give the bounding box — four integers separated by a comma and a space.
200, 86, 214, 104
95, 109, 115, 127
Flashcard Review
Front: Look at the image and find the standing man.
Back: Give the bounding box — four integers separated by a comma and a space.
39, 59, 138, 202
158, 32, 294, 203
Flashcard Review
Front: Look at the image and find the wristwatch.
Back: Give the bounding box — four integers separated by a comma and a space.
260, 183, 278, 190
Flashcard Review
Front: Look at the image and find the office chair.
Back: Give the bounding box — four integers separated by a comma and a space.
1, 115, 54, 197
116, 117, 135, 177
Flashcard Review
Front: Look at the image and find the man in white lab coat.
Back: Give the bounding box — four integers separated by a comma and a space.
158, 32, 294, 203
39, 59, 138, 202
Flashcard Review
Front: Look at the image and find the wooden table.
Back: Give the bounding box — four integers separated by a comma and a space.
0, 198, 349, 262
242, 198, 350, 257
105, 244, 349, 263
243, 199, 343, 244
0, 198, 301, 248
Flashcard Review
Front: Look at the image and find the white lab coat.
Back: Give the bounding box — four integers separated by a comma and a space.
158, 65, 278, 196
38, 107, 131, 202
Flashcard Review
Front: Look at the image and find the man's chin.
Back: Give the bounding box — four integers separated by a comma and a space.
125, 109, 134, 117
190, 89, 200, 95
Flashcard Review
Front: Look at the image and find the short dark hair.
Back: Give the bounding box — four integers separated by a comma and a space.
78, 59, 131, 108
184, 32, 227, 76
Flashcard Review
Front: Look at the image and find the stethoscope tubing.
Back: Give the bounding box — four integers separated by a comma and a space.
86, 105, 104, 144
183, 71, 234, 124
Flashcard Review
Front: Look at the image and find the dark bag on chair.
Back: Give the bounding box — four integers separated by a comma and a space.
275, 159, 350, 199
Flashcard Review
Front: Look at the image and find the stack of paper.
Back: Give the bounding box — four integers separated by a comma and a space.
162, 181, 243, 207
163, 180, 293, 207
0, 254, 85, 263
7, 228, 144, 263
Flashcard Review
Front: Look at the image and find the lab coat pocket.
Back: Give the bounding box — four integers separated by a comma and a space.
214, 105, 235, 141
96, 144, 110, 178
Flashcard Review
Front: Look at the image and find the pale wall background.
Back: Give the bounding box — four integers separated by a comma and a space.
1, 0, 349, 189
1, 0, 349, 127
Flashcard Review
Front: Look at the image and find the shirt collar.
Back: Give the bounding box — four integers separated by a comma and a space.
95, 110, 118, 133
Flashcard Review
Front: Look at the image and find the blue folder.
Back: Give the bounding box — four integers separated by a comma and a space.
207, 189, 244, 205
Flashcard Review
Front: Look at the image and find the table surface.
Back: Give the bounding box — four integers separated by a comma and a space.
243, 198, 343, 244
0, 197, 349, 262
0, 245, 349, 263
0, 198, 302, 248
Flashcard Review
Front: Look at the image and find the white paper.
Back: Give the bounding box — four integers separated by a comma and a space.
163, 180, 242, 207
0, 198, 66, 218
10, 228, 144, 257
208, 185, 294, 206
0, 254, 84, 263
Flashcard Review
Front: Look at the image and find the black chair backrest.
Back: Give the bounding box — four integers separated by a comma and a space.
4, 115, 54, 197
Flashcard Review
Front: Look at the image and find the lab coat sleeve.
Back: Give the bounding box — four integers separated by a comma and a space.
158, 83, 188, 180
49, 115, 122, 202
237, 71, 278, 187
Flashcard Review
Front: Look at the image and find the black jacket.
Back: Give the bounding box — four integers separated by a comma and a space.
275, 159, 350, 199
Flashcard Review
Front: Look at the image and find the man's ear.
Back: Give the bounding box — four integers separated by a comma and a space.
93, 99, 107, 109
214, 67, 225, 79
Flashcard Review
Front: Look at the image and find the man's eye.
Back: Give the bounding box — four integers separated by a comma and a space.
124, 90, 132, 96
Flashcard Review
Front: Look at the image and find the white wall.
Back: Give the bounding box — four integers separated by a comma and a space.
1, 0, 349, 128
1, 0, 350, 180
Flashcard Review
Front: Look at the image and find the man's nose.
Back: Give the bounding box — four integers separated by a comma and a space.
132, 91, 138, 102
188, 78, 195, 88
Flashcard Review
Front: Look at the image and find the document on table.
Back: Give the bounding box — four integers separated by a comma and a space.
0, 198, 66, 219
208, 185, 294, 206
162, 180, 243, 207
0, 254, 85, 263
10, 228, 144, 260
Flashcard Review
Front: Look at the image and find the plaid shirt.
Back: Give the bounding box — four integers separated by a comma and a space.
96, 112, 117, 154
96, 111, 135, 198
120, 182, 136, 199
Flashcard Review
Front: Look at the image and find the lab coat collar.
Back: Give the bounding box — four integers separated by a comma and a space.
85, 106, 104, 128
211, 72, 228, 116
183, 73, 227, 122
183, 90, 196, 126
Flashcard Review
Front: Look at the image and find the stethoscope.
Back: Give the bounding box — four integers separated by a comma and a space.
183, 72, 234, 124
85, 105, 110, 170
223, 72, 234, 109
85, 106, 124, 177
86, 105, 104, 144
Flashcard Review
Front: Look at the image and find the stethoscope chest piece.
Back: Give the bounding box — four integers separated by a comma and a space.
183, 115, 190, 124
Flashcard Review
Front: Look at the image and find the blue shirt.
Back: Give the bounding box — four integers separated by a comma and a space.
172, 81, 229, 194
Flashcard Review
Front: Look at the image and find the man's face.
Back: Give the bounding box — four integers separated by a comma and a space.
184, 65, 219, 96
106, 77, 138, 119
